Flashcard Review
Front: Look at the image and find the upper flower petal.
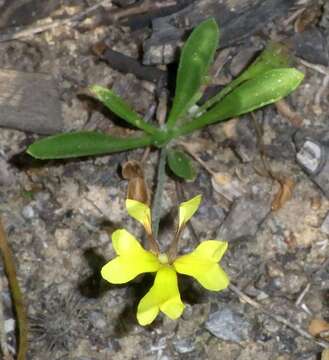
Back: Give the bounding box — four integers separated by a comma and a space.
101, 229, 160, 284
178, 194, 202, 228
126, 199, 152, 234
137, 267, 185, 325
173, 240, 229, 291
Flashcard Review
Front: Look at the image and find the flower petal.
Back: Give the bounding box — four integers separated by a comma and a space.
173, 240, 229, 291
178, 194, 202, 228
111, 229, 143, 255
101, 229, 160, 284
126, 199, 152, 234
137, 267, 185, 325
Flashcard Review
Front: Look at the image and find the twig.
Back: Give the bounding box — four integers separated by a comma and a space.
0, 0, 111, 42
229, 283, 329, 349
152, 147, 167, 240
314, 74, 329, 114
299, 59, 329, 76
112, 0, 177, 21
179, 141, 215, 176
295, 283, 311, 307
275, 99, 303, 127
0, 220, 28, 360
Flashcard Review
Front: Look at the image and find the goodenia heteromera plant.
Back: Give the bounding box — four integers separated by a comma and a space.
27, 18, 304, 179
101, 195, 229, 325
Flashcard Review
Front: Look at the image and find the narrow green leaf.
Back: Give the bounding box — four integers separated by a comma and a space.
178, 68, 304, 136
166, 18, 220, 128
27, 131, 152, 159
199, 42, 292, 113
90, 85, 158, 135
167, 149, 196, 181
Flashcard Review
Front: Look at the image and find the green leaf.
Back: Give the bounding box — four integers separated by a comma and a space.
166, 18, 220, 128
178, 68, 304, 136
198, 42, 292, 113
167, 149, 196, 181
90, 85, 158, 135
27, 131, 152, 159
235, 42, 292, 82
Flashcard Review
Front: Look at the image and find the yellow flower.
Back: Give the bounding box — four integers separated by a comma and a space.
101, 195, 229, 325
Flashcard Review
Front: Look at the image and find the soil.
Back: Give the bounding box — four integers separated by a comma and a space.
0, 1, 328, 360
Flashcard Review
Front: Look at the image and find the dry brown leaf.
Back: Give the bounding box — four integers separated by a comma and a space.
122, 160, 149, 205
308, 319, 329, 339
271, 177, 295, 211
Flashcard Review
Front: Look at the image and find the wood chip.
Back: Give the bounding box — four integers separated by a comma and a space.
0, 69, 62, 134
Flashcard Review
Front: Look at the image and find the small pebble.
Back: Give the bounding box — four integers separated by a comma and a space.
205, 306, 252, 342
172, 338, 195, 354
22, 205, 35, 219
5, 318, 15, 333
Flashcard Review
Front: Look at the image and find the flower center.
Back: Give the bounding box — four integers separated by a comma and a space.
158, 253, 169, 264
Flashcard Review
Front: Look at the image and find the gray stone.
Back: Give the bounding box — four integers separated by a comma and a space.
0, 157, 16, 186
22, 204, 35, 219
217, 196, 271, 241
172, 338, 195, 354
205, 307, 252, 342
294, 129, 329, 199
230, 47, 259, 77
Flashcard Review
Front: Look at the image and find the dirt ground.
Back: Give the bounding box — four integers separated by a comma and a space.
0, 1, 328, 359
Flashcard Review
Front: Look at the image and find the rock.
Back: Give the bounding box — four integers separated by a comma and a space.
292, 28, 329, 66
205, 306, 252, 342
232, 117, 258, 163
22, 204, 35, 219
172, 338, 195, 354
4, 318, 15, 333
143, 0, 298, 65
294, 130, 329, 199
0, 69, 63, 134
229, 47, 259, 77
0, 157, 16, 186
217, 196, 271, 241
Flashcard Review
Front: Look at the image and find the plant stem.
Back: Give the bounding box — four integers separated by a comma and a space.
152, 147, 167, 240
0, 220, 28, 360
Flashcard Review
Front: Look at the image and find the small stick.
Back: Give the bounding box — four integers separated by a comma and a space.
0, 220, 28, 360
314, 75, 329, 111
179, 142, 215, 176
229, 283, 329, 349
112, 0, 177, 21
0, 0, 112, 42
295, 283, 311, 307
299, 59, 329, 76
